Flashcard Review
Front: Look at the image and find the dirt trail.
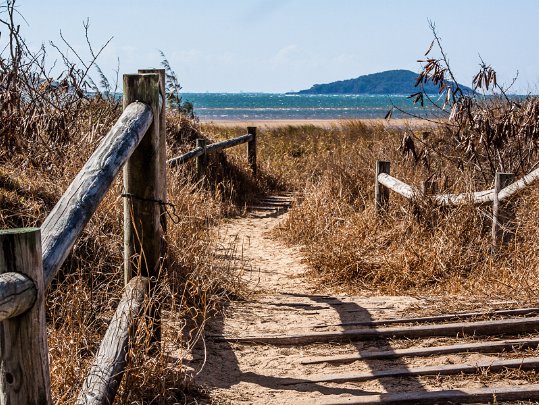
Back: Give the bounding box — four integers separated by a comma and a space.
188, 196, 534, 404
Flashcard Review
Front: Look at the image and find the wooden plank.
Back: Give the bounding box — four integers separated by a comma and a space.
76, 276, 148, 405
123, 74, 162, 347
312, 384, 539, 405
377, 173, 416, 200
41, 102, 153, 288
312, 307, 539, 329
286, 356, 539, 385
301, 337, 539, 365
213, 316, 539, 345
0, 228, 51, 404
0, 272, 36, 322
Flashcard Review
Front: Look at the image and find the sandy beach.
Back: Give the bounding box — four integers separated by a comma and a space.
200, 118, 438, 129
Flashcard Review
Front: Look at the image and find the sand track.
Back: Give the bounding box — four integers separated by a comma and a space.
188, 195, 538, 404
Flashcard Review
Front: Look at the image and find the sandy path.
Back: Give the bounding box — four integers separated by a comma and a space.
188, 196, 535, 404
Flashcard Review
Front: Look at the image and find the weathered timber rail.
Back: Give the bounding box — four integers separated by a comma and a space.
1, 70, 161, 404
374, 160, 537, 248
0, 63, 260, 404
167, 127, 257, 176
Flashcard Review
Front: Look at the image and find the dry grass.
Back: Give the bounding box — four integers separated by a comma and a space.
212, 120, 539, 303
0, 99, 260, 402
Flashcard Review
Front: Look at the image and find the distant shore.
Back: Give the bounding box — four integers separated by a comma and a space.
200, 118, 437, 129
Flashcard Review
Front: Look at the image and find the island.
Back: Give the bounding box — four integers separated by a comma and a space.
291, 69, 473, 95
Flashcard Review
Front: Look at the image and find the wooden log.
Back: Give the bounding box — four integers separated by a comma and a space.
0, 272, 36, 322
375, 161, 390, 214
300, 337, 539, 365
0, 228, 51, 404
41, 102, 153, 288
312, 306, 539, 329
195, 138, 207, 180
314, 384, 539, 405
204, 133, 253, 154
213, 316, 539, 345
285, 356, 539, 385
492, 172, 515, 252
123, 74, 162, 347
377, 173, 417, 200
76, 276, 148, 405
167, 147, 204, 167
247, 126, 257, 175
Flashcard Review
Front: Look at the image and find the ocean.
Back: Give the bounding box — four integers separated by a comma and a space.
181, 93, 441, 121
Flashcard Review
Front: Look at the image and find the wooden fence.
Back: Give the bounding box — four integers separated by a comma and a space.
0, 68, 257, 404
375, 160, 539, 250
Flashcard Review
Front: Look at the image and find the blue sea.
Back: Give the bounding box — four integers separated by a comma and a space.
181, 93, 441, 121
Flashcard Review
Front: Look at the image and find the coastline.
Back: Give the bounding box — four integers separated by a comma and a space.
200, 118, 438, 129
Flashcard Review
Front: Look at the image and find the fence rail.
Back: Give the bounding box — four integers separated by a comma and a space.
40, 101, 153, 288
375, 160, 539, 250
167, 127, 257, 176
0, 66, 260, 404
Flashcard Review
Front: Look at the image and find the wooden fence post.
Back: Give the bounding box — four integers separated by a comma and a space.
196, 138, 207, 180
492, 172, 515, 253
375, 160, 390, 214
139, 69, 167, 234
0, 228, 51, 404
247, 126, 257, 176
123, 73, 163, 346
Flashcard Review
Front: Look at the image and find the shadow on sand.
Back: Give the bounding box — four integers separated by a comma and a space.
191, 292, 428, 400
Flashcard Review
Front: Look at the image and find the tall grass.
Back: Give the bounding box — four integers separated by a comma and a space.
237, 120, 539, 302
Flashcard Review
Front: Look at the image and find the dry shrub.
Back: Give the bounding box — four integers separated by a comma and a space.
0, 102, 251, 402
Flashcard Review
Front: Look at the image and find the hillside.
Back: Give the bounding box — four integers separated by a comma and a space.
293, 69, 473, 95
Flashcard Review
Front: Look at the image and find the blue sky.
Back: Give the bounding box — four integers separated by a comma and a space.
16, 0, 539, 93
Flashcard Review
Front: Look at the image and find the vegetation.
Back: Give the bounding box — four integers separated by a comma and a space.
0, 1, 268, 402
3, 0, 539, 400
293, 69, 473, 95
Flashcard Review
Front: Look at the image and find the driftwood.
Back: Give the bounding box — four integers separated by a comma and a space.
300, 337, 539, 365
77, 276, 148, 405
0, 271, 36, 322
312, 306, 539, 329
286, 356, 539, 385
41, 102, 153, 287
315, 384, 539, 405
214, 316, 539, 345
